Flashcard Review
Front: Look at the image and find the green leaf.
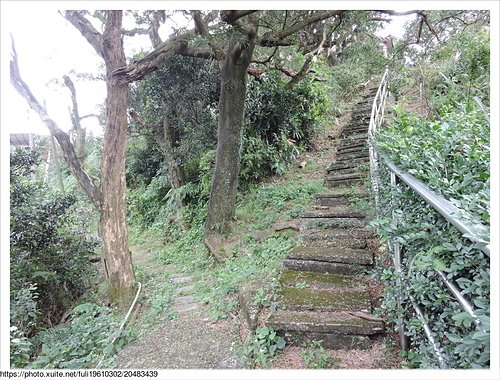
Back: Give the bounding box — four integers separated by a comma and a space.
276, 336, 286, 349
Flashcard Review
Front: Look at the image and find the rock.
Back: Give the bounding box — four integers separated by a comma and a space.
273, 220, 300, 232
238, 281, 261, 329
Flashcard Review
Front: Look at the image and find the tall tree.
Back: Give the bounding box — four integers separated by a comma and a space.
65, 10, 135, 306
10, 11, 136, 307
112, 10, 345, 259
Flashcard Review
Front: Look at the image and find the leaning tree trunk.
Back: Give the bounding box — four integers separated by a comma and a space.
204, 40, 255, 259
100, 11, 136, 306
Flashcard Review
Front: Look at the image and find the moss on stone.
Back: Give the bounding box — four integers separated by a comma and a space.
279, 287, 370, 312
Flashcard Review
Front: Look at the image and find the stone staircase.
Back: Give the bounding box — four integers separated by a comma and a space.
267, 89, 384, 349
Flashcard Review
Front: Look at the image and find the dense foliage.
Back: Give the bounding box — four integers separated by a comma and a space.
372, 24, 490, 369
126, 59, 330, 228
10, 147, 99, 366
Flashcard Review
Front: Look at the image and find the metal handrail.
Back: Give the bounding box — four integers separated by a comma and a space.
367, 68, 490, 366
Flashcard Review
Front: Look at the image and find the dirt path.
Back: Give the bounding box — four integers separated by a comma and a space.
116, 244, 243, 369
117, 305, 243, 369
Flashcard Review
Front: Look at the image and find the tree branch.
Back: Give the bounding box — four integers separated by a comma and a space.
122, 27, 149, 36
251, 46, 278, 65
10, 38, 100, 207
420, 11, 441, 42
64, 10, 105, 59
258, 10, 343, 47
220, 10, 258, 25
148, 10, 164, 48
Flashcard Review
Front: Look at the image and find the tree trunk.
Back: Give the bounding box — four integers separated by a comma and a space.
50, 135, 65, 193
64, 75, 87, 161
100, 11, 136, 307
204, 40, 255, 258
162, 116, 184, 191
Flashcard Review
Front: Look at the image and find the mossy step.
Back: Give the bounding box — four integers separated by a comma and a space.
342, 133, 368, 141
280, 270, 362, 289
338, 144, 368, 153
302, 205, 365, 219
343, 126, 369, 134
277, 286, 371, 312
327, 159, 369, 172
283, 258, 365, 275
326, 178, 365, 188
315, 188, 368, 199
339, 138, 367, 145
302, 236, 367, 249
299, 217, 367, 230
325, 172, 367, 181
335, 151, 369, 161
278, 331, 372, 350
288, 246, 373, 266
313, 196, 351, 207
301, 227, 376, 240
267, 310, 383, 335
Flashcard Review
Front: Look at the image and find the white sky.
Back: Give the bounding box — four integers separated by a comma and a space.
1, 1, 499, 377
0, 5, 413, 138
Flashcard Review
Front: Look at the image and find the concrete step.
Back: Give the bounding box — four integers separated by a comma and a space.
302, 236, 368, 250
325, 178, 365, 188
267, 310, 383, 349
337, 146, 368, 155
342, 133, 368, 141
283, 258, 366, 275
288, 246, 373, 266
277, 286, 371, 312
280, 270, 361, 289
299, 217, 368, 230
327, 159, 369, 172
338, 141, 367, 151
325, 172, 368, 188
302, 205, 365, 219
335, 151, 369, 161
343, 126, 369, 135
314, 188, 368, 205
301, 227, 376, 241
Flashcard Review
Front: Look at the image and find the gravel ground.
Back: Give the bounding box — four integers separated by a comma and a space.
116, 306, 244, 369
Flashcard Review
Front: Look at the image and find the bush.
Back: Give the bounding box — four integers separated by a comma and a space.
372, 103, 489, 368
31, 303, 134, 369
10, 148, 98, 338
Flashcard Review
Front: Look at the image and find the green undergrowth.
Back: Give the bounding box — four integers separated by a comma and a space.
148, 174, 325, 321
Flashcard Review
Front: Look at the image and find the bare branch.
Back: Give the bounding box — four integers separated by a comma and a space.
285, 55, 314, 89
10, 38, 100, 207
420, 11, 441, 42
251, 46, 278, 65
80, 113, 101, 121
64, 10, 105, 59
258, 10, 343, 47
122, 27, 149, 36
148, 10, 164, 48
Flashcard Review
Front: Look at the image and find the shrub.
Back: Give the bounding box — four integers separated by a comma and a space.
31, 303, 134, 369
10, 147, 98, 338
372, 104, 489, 368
